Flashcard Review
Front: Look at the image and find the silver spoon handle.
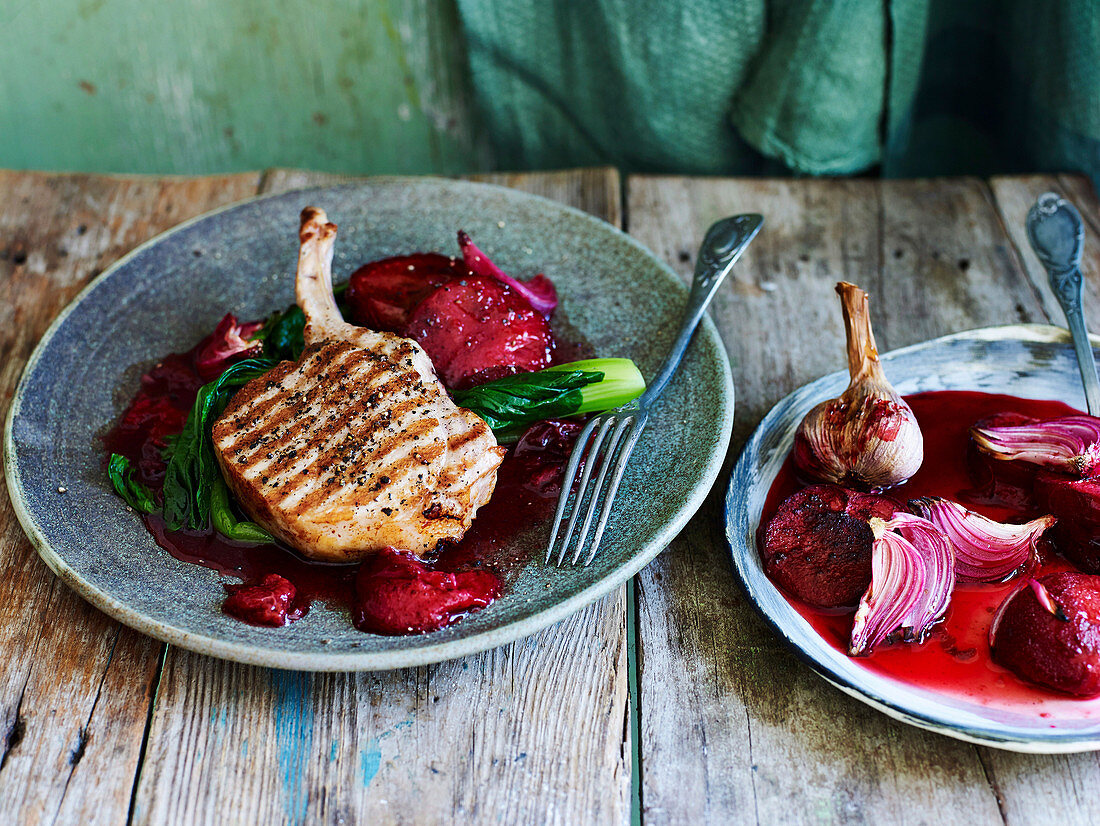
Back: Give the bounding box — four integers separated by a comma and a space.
1050, 265, 1100, 415
1026, 192, 1099, 415
640, 214, 763, 405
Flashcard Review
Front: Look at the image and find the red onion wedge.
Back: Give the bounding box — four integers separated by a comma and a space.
195, 313, 263, 381
910, 497, 1054, 583
849, 513, 954, 656
970, 415, 1100, 477
457, 230, 558, 316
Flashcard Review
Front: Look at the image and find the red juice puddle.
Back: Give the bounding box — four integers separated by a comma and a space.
145, 513, 357, 624
761, 390, 1100, 719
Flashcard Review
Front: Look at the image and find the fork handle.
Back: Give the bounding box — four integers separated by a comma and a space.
640, 214, 763, 405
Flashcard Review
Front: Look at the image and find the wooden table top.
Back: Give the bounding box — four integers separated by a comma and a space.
2, 167, 1099, 825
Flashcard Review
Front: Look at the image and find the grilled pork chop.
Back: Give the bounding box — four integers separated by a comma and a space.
212, 208, 505, 561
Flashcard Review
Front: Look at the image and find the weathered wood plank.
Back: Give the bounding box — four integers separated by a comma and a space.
625, 175, 1076, 825
258, 165, 622, 228
131, 167, 630, 826
988, 173, 1100, 330
0, 170, 261, 825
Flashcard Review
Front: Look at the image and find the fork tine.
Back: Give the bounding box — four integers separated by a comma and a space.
581, 417, 647, 565
569, 416, 634, 565
553, 416, 614, 565
545, 416, 601, 562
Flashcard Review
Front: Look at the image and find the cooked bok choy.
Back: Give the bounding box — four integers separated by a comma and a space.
454, 358, 645, 440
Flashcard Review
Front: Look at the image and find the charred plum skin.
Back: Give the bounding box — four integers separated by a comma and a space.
404, 275, 554, 390
763, 484, 898, 609
991, 572, 1100, 697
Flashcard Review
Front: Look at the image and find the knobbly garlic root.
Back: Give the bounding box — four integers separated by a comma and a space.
793, 282, 924, 490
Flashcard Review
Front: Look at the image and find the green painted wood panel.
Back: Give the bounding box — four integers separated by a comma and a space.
1, 0, 490, 174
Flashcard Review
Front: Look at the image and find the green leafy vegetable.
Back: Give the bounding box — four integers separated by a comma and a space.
210, 474, 274, 543
161, 358, 274, 533
112, 286, 361, 539
249, 305, 307, 362
454, 358, 645, 441
545, 358, 647, 415
107, 453, 157, 514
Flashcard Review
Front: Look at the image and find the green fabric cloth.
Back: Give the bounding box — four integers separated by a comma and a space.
456, 0, 1100, 184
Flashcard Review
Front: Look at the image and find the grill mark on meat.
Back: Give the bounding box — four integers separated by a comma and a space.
219, 346, 362, 455
250, 370, 440, 511
446, 426, 487, 453
437, 454, 495, 490
291, 405, 438, 512
222, 354, 386, 473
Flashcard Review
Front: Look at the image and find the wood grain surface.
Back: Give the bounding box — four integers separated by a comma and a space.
627, 174, 1100, 826
3, 168, 1100, 826
0, 171, 261, 825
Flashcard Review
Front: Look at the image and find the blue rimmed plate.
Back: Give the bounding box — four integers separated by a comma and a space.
5, 178, 734, 671
726, 324, 1100, 753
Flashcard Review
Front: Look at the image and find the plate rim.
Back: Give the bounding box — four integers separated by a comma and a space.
725, 322, 1100, 753
5, 176, 735, 671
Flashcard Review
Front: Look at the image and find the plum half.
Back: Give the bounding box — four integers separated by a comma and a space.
763, 484, 898, 608
991, 572, 1100, 697
1034, 472, 1100, 573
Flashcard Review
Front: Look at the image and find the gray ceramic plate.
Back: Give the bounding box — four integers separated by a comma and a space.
726, 324, 1100, 753
6, 178, 733, 671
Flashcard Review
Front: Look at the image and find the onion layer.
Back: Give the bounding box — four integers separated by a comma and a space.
849, 513, 954, 656
910, 497, 1054, 582
195, 313, 263, 381
971, 415, 1100, 477
457, 230, 558, 316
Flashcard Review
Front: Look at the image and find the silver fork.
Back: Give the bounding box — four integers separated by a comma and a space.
546, 214, 764, 566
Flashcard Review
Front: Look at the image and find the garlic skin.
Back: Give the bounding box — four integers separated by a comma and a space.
794, 282, 924, 490
970, 415, 1100, 477
910, 497, 1055, 583
849, 513, 954, 656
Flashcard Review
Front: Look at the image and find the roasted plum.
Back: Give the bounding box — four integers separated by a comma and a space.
404, 274, 554, 389
345, 253, 468, 333
222, 574, 301, 627
1034, 472, 1100, 573
991, 572, 1100, 696
353, 548, 500, 635
763, 484, 898, 608
103, 352, 200, 488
